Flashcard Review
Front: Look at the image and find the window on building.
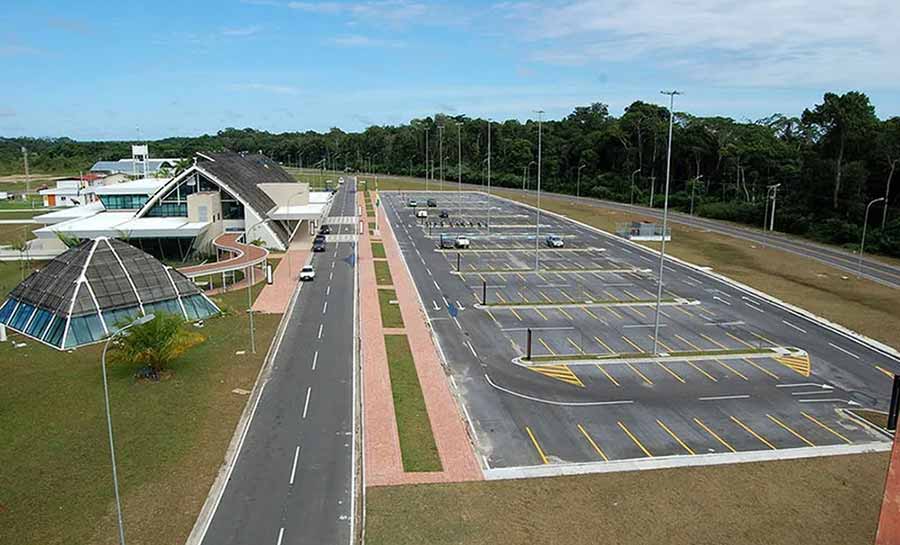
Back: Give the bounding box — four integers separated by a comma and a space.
100, 194, 148, 210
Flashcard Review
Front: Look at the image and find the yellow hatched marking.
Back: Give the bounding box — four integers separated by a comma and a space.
621, 335, 645, 353
559, 289, 575, 302
657, 419, 695, 455
750, 331, 776, 345
538, 338, 556, 355
743, 358, 779, 379
876, 365, 895, 378
766, 414, 815, 447
674, 334, 702, 351
558, 307, 574, 320
577, 424, 609, 461
716, 359, 749, 381
534, 308, 549, 321
730, 416, 776, 449
528, 364, 584, 387
597, 365, 620, 386
693, 418, 736, 453
525, 426, 550, 464
801, 412, 852, 444
725, 332, 754, 349
618, 421, 653, 457
594, 336, 614, 354
699, 333, 729, 349
626, 363, 653, 385
566, 337, 584, 353
774, 354, 811, 377
510, 308, 523, 321
656, 362, 686, 384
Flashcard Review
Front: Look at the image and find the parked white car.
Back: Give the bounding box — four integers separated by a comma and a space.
455, 236, 471, 249
299, 265, 316, 281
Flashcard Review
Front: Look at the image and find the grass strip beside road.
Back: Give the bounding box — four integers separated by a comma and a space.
372, 242, 387, 259
383, 334, 442, 472
378, 288, 405, 328
374, 260, 393, 285
367, 452, 888, 545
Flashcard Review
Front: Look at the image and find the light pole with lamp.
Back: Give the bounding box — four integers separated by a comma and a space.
630, 167, 641, 205
652, 90, 680, 355
859, 197, 885, 278
487, 118, 492, 233
244, 217, 273, 354
438, 125, 445, 193
534, 110, 544, 271
576, 164, 586, 199
283, 193, 305, 281
457, 122, 463, 216
689, 174, 703, 216
102, 312, 157, 545
424, 128, 430, 191
767, 183, 781, 231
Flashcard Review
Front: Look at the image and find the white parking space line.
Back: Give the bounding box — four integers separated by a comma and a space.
781, 320, 807, 334
829, 342, 860, 359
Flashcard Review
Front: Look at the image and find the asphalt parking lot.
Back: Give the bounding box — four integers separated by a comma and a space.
381, 191, 897, 469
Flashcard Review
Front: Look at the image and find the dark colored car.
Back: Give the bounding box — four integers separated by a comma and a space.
439, 209, 449, 218
319, 224, 332, 234
439, 235, 455, 249
312, 240, 326, 252
427, 198, 437, 207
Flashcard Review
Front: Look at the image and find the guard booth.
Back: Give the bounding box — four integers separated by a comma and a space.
615, 221, 671, 242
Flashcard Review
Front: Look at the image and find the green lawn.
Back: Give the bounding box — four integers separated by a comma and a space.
374, 260, 393, 286
372, 242, 386, 259
383, 334, 441, 472
0, 285, 280, 545
378, 289, 404, 328
0, 223, 37, 245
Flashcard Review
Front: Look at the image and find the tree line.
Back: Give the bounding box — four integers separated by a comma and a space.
1, 91, 897, 256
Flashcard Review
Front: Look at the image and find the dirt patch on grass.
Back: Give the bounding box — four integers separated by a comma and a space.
367, 452, 889, 545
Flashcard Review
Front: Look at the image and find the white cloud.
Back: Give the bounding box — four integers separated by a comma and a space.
288, 0, 432, 24
330, 34, 404, 47
496, 0, 900, 88
222, 25, 264, 36
229, 83, 301, 95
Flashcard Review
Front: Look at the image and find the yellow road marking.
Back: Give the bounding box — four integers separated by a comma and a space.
775, 354, 811, 377
478, 273, 486, 283
536, 273, 548, 282
559, 289, 575, 302
534, 308, 549, 321
469, 263, 476, 270
743, 358, 779, 379
657, 419, 695, 455
603, 289, 619, 301
693, 418, 736, 453
525, 426, 550, 464
516, 272, 527, 282
801, 412, 852, 444
656, 362, 686, 383
626, 363, 653, 385
528, 365, 584, 387
651, 336, 674, 353
558, 307, 574, 320
674, 334, 702, 351
555, 272, 567, 282
582, 307, 602, 321
495, 292, 507, 303
642, 288, 657, 298
725, 332, 754, 349
628, 306, 647, 318
766, 414, 815, 447
567, 337, 584, 353
716, 359, 749, 381
618, 421, 653, 457
539, 290, 553, 302
487, 263, 496, 271
699, 333, 728, 349
582, 289, 595, 300
597, 365, 620, 386
517, 291, 529, 303
621, 335, 644, 353
538, 338, 556, 355
577, 424, 609, 461
594, 336, 614, 353
592, 272, 605, 280
623, 289, 641, 300
573, 272, 586, 280
604, 306, 624, 320
486, 310, 499, 325
876, 365, 895, 378
685, 361, 718, 382
510, 308, 523, 321
750, 331, 776, 345
673, 305, 694, 318
730, 416, 776, 449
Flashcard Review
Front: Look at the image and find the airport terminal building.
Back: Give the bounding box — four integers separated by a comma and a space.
32, 151, 332, 261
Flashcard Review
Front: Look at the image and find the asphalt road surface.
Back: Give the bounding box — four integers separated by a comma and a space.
382, 191, 896, 469
199, 181, 357, 545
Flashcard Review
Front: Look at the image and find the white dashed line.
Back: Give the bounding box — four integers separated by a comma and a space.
781, 320, 807, 334
289, 446, 300, 485
312, 351, 318, 370
433, 279, 440, 289
326, 285, 331, 296
322, 301, 328, 314
829, 342, 860, 359
302, 387, 311, 418
277, 527, 285, 545
317, 324, 324, 339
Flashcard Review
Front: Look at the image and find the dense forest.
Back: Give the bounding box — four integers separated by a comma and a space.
2, 91, 898, 256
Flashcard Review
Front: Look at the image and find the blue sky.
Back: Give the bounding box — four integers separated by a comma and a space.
2, 0, 899, 140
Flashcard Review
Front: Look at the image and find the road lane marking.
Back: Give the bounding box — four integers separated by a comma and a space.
699, 333, 728, 349
626, 363, 653, 385
730, 416, 776, 449
618, 421, 653, 457
597, 365, 620, 386
326, 285, 331, 296
699, 394, 750, 400
693, 418, 737, 453
577, 424, 609, 461
766, 414, 815, 447
582, 307, 603, 321
566, 337, 584, 353
538, 338, 556, 355
558, 307, 574, 320
317, 324, 324, 339
828, 342, 860, 359
289, 446, 300, 485
674, 334, 702, 351
534, 308, 549, 321
466, 341, 478, 357
302, 387, 311, 419
801, 412, 852, 444
312, 351, 319, 370
657, 419, 695, 455
322, 301, 328, 314
686, 361, 718, 382
525, 426, 549, 464
725, 332, 754, 348
876, 365, 895, 378
277, 527, 285, 545
510, 308, 523, 321
781, 320, 807, 334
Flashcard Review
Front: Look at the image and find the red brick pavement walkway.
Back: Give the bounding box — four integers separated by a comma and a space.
252, 244, 310, 314
362, 190, 482, 487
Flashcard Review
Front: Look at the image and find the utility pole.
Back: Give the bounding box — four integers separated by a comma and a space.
577, 164, 586, 199
487, 119, 492, 233
859, 197, 886, 278
652, 90, 680, 355
630, 168, 641, 205
457, 122, 463, 216
534, 110, 544, 271
438, 125, 445, 193
649, 176, 656, 208
767, 183, 781, 231
22, 146, 30, 194
424, 127, 430, 191
689, 174, 703, 216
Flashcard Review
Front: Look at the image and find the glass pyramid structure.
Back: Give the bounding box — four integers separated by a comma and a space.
0, 237, 219, 350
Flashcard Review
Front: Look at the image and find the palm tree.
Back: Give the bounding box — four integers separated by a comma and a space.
110, 312, 201, 375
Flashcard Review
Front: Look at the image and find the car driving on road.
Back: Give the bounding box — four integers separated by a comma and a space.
427, 198, 437, 207
546, 234, 565, 248
313, 235, 327, 252
319, 224, 331, 234
299, 265, 315, 281
408, 199, 418, 207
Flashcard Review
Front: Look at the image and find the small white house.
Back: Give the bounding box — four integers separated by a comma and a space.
39, 180, 83, 208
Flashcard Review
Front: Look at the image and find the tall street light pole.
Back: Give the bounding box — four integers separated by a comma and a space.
689, 174, 703, 216
438, 125, 445, 193
102, 313, 157, 545
487, 119, 492, 234
534, 110, 544, 271
576, 164, 586, 199
652, 90, 680, 355
457, 122, 463, 216
424, 128, 430, 192
767, 183, 781, 231
859, 197, 885, 278
630, 168, 641, 205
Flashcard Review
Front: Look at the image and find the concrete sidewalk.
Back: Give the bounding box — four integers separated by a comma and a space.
252, 243, 309, 314
362, 190, 482, 487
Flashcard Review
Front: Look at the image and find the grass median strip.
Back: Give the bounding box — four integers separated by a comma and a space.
374, 260, 393, 285
384, 334, 442, 472
372, 242, 387, 258
378, 288, 405, 328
